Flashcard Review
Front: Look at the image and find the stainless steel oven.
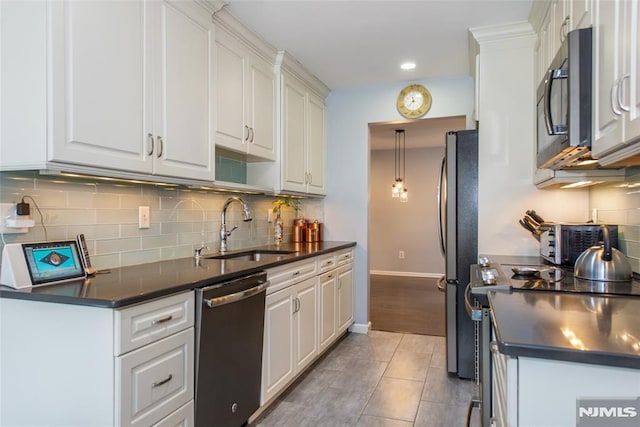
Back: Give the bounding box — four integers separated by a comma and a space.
467, 257, 640, 426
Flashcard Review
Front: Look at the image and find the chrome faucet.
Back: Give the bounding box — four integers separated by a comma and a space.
220, 197, 252, 252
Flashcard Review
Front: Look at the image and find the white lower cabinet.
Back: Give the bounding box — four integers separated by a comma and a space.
0, 291, 195, 426
262, 276, 318, 404
261, 248, 355, 406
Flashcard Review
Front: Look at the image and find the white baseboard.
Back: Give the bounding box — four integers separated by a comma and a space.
370, 270, 443, 279
348, 322, 371, 334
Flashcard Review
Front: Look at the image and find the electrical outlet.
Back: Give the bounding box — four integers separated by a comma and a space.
399, 250, 405, 259
138, 206, 150, 229
0, 203, 29, 234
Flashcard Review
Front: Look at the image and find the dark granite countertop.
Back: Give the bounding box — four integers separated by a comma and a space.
0, 241, 356, 308
489, 290, 640, 369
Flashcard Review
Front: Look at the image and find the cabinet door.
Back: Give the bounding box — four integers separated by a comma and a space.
294, 278, 318, 372
553, 0, 570, 46
337, 265, 354, 333
262, 286, 295, 404
319, 270, 337, 352
622, 0, 640, 143
306, 93, 326, 195
247, 55, 276, 160
49, 0, 152, 173
153, 1, 214, 180
281, 74, 308, 192
592, 0, 625, 157
215, 29, 246, 152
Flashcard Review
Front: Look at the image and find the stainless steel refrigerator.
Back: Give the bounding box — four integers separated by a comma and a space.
437, 129, 478, 380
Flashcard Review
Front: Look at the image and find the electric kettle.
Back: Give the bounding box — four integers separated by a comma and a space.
574, 225, 632, 282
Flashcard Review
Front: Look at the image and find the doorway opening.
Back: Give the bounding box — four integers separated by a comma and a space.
368, 115, 466, 336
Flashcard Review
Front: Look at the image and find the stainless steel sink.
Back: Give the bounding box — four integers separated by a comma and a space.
206, 249, 297, 261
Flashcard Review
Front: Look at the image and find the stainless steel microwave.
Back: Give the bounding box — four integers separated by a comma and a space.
536, 27, 593, 170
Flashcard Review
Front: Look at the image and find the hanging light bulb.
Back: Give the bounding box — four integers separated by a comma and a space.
400, 187, 409, 202
392, 178, 403, 197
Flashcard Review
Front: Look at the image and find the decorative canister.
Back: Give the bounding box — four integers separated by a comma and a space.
309, 221, 323, 241
292, 224, 303, 242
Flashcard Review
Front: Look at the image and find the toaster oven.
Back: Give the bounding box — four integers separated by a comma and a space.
540, 223, 619, 266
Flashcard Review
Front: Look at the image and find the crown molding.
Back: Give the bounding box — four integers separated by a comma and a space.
275, 51, 331, 99
212, 5, 277, 63
469, 20, 536, 45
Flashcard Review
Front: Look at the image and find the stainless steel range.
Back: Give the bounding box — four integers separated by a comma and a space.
465, 255, 640, 427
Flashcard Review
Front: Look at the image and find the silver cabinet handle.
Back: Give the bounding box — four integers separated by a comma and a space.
249, 127, 254, 143
619, 74, 630, 112
147, 133, 154, 156
436, 275, 446, 292
244, 125, 250, 142
611, 79, 623, 116
204, 282, 267, 308
156, 136, 163, 158
490, 341, 499, 354
293, 297, 300, 314
308, 172, 312, 184
152, 374, 172, 388
338, 279, 341, 290
152, 315, 173, 325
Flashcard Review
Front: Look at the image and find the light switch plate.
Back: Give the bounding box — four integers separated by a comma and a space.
138, 206, 150, 229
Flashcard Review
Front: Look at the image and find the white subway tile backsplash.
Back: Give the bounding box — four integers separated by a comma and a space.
0, 172, 324, 270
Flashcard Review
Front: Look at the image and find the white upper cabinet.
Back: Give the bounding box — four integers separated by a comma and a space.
570, 0, 593, 30
214, 27, 276, 161
278, 52, 329, 196
48, 0, 151, 173
49, 0, 215, 180
1, 0, 214, 182
592, 0, 640, 165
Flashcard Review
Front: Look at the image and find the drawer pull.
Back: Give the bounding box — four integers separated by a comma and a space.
152, 374, 173, 388
326, 260, 333, 265
292, 271, 300, 277
152, 315, 173, 325
327, 274, 334, 279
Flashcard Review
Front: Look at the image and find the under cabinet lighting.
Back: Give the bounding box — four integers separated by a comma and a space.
400, 62, 416, 70
560, 180, 605, 189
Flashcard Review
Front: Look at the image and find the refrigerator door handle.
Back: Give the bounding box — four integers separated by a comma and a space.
437, 156, 446, 257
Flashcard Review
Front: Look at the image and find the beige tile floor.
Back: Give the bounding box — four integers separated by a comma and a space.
253, 331, 480, 427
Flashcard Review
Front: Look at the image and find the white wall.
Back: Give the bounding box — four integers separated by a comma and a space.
324, 76, 475, 329
472, 23, 590, 257
369, 147, 445, 276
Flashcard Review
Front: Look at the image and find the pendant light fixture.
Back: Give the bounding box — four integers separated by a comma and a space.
391, 129, 408, 202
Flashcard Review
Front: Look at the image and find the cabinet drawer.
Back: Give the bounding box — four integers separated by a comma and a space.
336, 248, 354, 266
266, 258, 317, 294
151, 400, 194, 427
116, 328, 194, 427
115, 291, 195, 355
317, 254, 337, 273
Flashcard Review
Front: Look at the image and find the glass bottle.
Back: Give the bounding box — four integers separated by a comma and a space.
274, 208, 284, 244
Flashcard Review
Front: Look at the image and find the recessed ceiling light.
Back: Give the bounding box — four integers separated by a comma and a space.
400, 62, 416, 70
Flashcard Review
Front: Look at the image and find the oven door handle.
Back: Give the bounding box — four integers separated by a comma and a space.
464, 283, 482, 321
204, 281, 268, 308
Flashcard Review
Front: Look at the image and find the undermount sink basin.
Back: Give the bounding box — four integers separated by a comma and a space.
206, 249, 297, 261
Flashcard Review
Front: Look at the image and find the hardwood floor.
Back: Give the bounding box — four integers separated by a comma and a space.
369, 275, 445, 336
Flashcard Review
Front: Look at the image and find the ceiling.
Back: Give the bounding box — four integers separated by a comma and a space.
224, 0, 533, 90
369, 115, 467, 151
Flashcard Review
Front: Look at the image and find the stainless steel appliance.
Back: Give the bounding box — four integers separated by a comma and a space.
536, 27, 593, 170
540, 223, 619, 265
466, 256, 640, 426
195, 272, 268, 426
438, 129, 478, 380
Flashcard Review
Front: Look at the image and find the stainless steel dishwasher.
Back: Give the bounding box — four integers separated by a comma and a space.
195, 271, 268, 426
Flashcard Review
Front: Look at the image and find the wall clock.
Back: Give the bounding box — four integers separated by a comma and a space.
397, 84, 432, 119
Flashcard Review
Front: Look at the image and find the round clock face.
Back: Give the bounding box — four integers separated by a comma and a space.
397, 84, 432, 118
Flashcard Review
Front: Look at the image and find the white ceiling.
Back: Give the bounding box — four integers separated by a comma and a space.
225, 0, 533, 90
369, 115, 467, 150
